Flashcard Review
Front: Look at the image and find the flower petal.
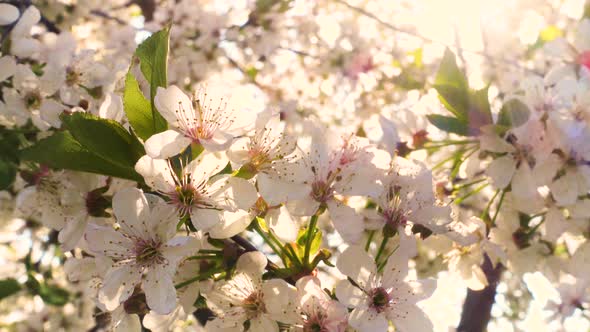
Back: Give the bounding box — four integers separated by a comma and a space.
145, 129, 192, 159
144, 264, 177, 315
99, 264, 142, 311
336, 245, 376, 289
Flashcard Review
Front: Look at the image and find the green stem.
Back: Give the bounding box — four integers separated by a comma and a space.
304, 213, 319, 266
374, 236, 389, 264
481, 189, 500, 227
365, 230, 376, 252
454, 182, 488, 205
453, 178, 487, 191
490, 190, 506, 227
175, 266, 225, 289
252, 221, 287, 264
420, 140, 479, 150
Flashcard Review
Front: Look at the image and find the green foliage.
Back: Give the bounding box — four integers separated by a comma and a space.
123, 72, 158, 141
60, 112, 144, 166
433, 48, 469, 121
20, 130, 143, 182
25, 274, 69, 306
0, 278, 21, 300
429, 49, 494, 136
134, 26, 170, 135
497, 99, 531, 129
0, 124, 32, 190
122, 26, 172, 141
295, 227, 322, 258
426, 114, 470, 136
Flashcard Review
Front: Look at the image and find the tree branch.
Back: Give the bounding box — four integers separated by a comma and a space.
457, 254, 504, 332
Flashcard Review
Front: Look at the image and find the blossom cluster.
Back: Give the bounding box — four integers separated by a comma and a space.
1, 1, 590, 332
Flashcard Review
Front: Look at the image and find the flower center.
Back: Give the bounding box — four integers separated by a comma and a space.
311, 180, 333, 203
369, 287, 392, 313
66, 67, 80, 86
134, 238, 163, 265
168, 181, 202, 217
242, 291, 266, 318
24, 91, 42, 110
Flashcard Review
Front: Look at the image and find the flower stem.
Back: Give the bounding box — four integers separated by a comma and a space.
252, 220, 294, 267
303, 213, 319, 267
454, 182, 488, 205
365, 230, 376, 252
490, 189, 506, 227
175, 266, 225, 289
374, 235, 389, 264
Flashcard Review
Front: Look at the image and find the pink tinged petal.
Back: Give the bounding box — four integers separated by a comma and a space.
0, 5, 19, 26
186, 151, 229, 183
398, 228, 418, 259
222, 177, 257, 210
145, 130, 192, 159
549, 171, 579, 206
387, 303, 433, 332
144, 264, 177, 315
257, 172, 309, 206
154, 85, 194, 127
227, 136, 251, 164
200, 131, 235, 152
114, 310, 142, 331
336, 245, 376, 288
134, 155, 175, 192
113, 187, 151, 239
327, 200, 364, 244
544, 206, 567, 242
335, 280, 366, 308
84, 225, 134, 258
162, 236, 200, 265
486, 155, 516, 189
190, 207, 223, 231
348, 307, 389, 332
395, 279, 437, 303
262, 279, 299, 324
99, 264, 142, 311
149, 202, 179, 242
39, 99, 65, 128
511, 162, 537, 199
208, 210, 253, 239
58, 214, 88, 251
12, 6, 40, 37
143, 306, 185, 331
266, 206, 299, 243
296, 276, 327, 308
380, 249, 410, 288
64, 257, 96, 282
236, 251, 267, 277
250, 315, 279, 332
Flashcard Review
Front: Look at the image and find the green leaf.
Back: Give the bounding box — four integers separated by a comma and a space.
433, 49, 469, 120
135, 26, 170, 134
0, 278, 21, 300
427, 114, 470, 136
20, 131, 143, 182
296, 228, 322, 256
0, 159, 16, 190
61, 112, 144, 168
39, 284, 69, 306
123, 72, 162, 141
466, 87, 493, 134
497, 99, 531, 128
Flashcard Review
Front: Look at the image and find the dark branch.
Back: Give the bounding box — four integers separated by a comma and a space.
39, 15, 61, 34
457, 254, 504, 332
